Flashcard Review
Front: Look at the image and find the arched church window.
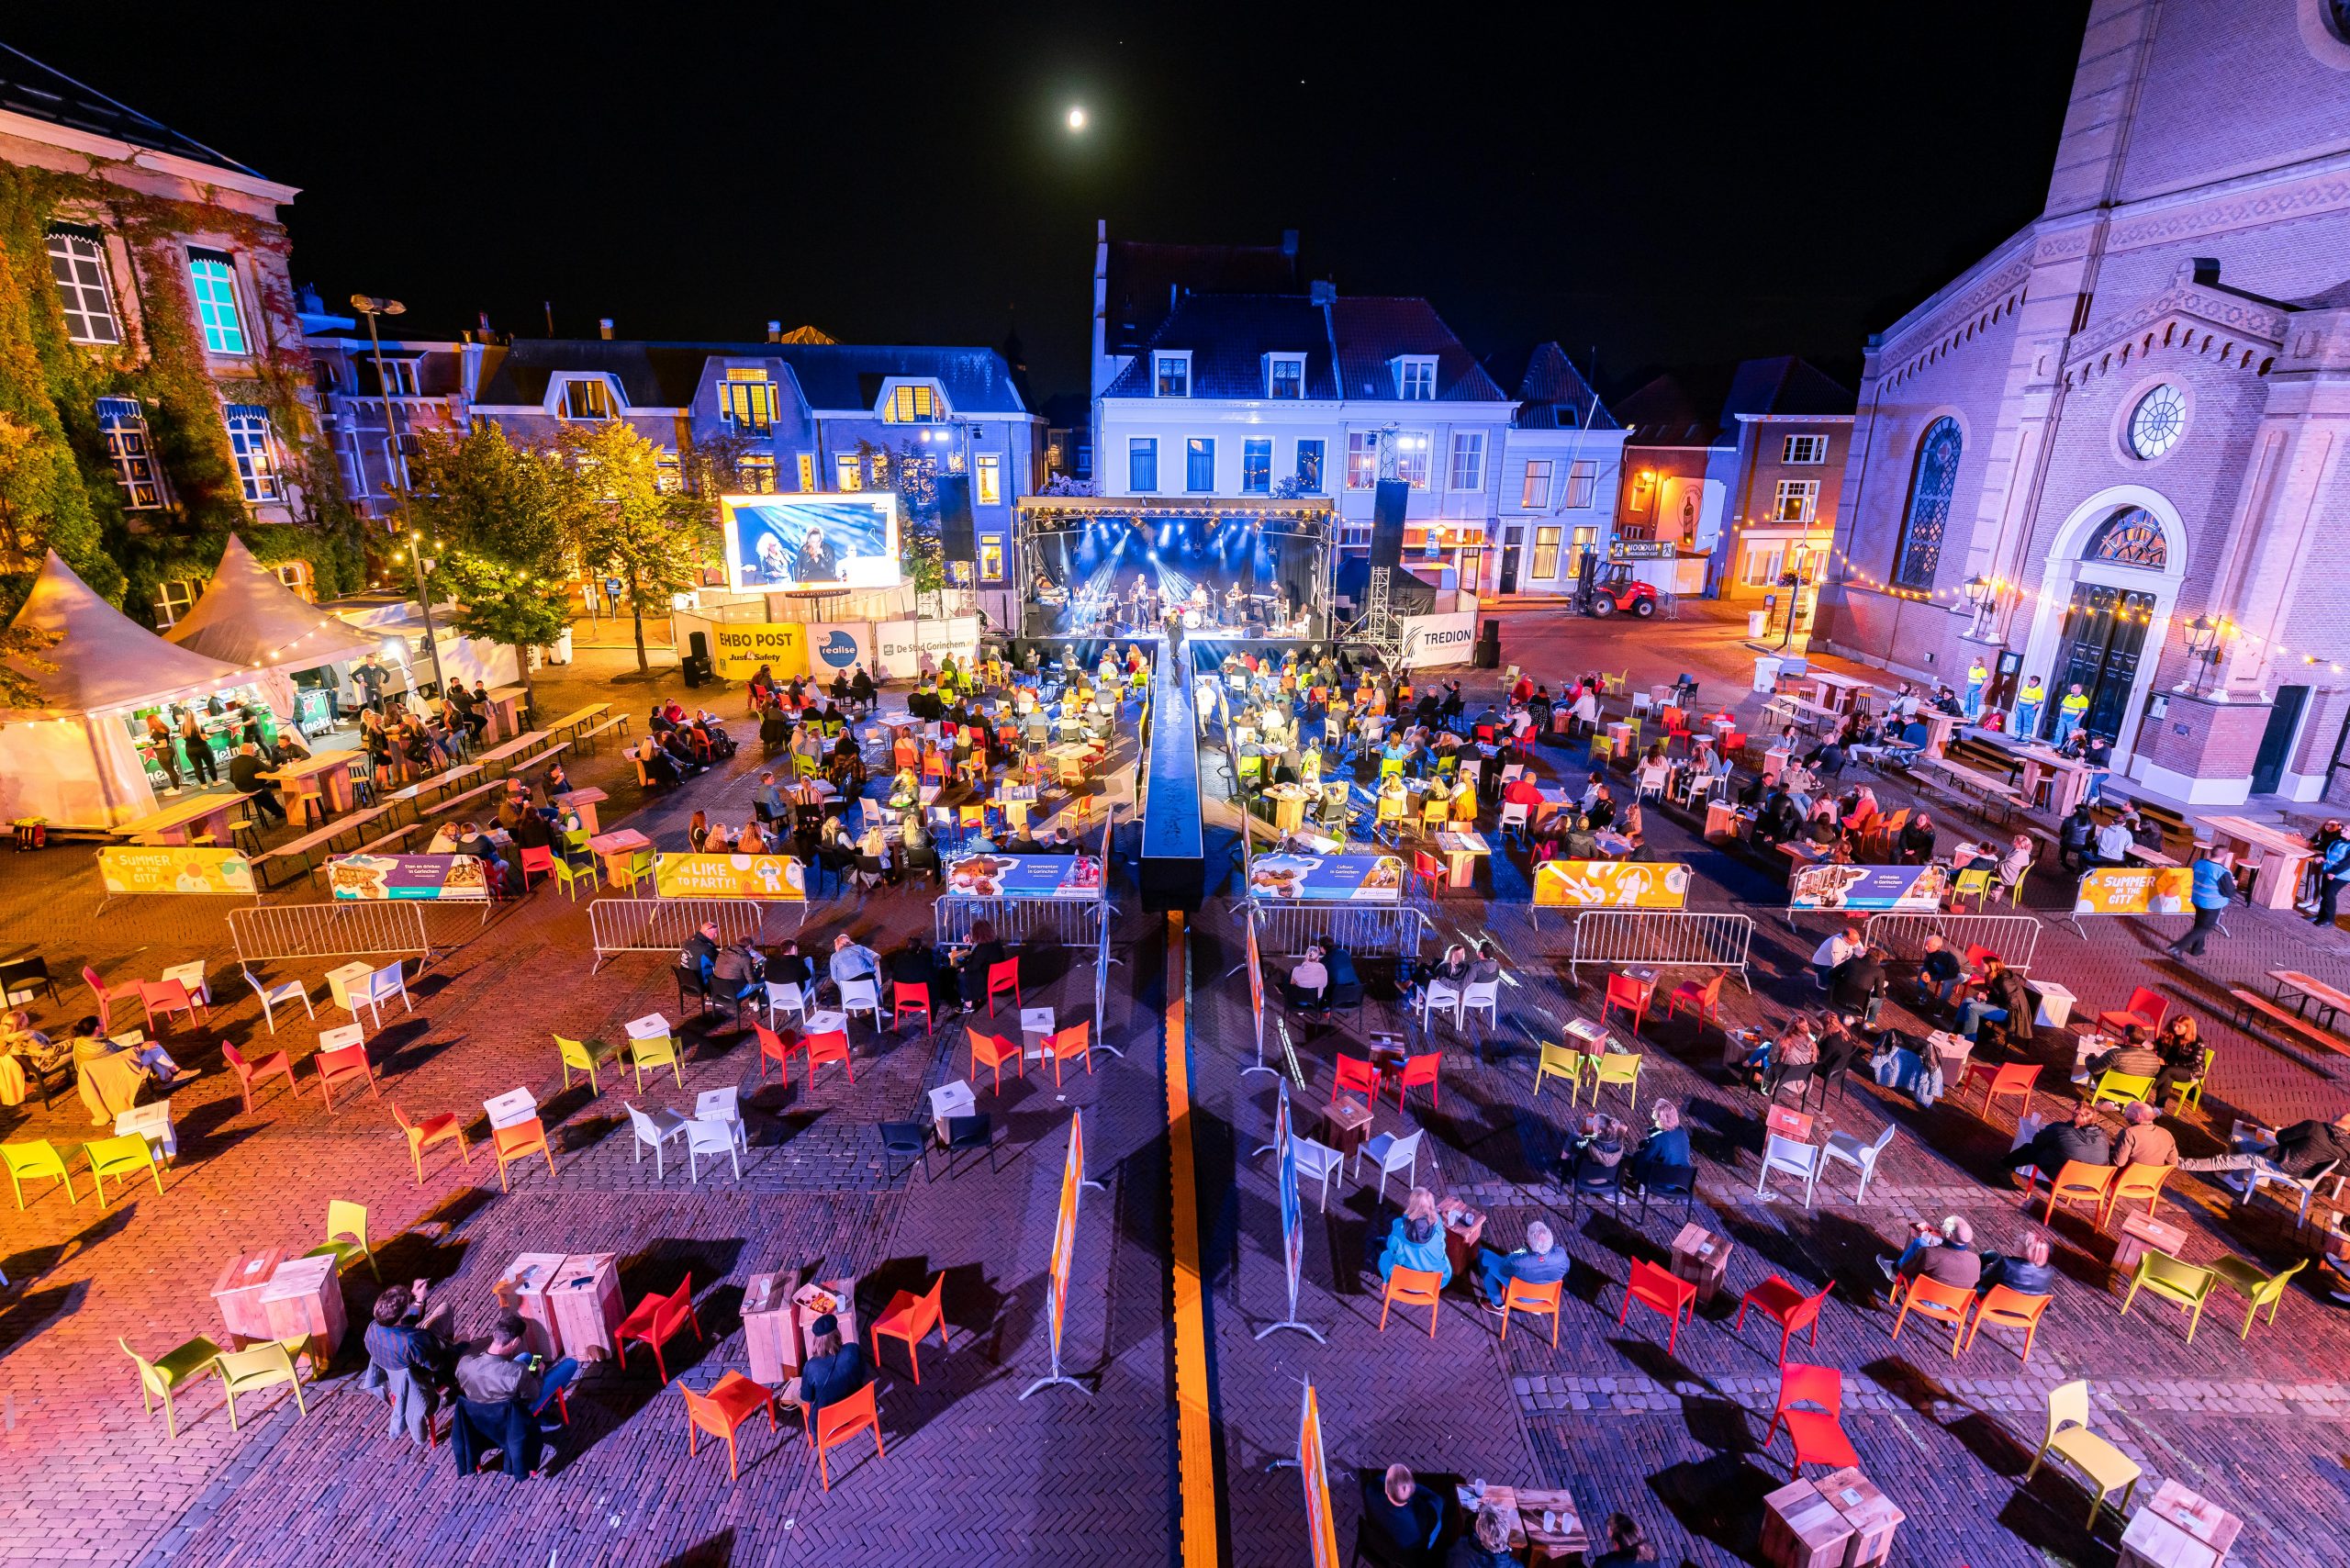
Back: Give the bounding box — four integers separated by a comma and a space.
2085, 507, 2167, 568
1893, 416, 1961, 588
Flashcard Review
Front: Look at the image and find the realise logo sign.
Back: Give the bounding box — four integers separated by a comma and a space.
818, 630, 860, 667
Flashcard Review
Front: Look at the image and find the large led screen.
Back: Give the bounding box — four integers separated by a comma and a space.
722, 494, 901, 591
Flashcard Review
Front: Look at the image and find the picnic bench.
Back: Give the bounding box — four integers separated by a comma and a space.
474, 730, 551, 776
424, 778, 511, 822
575, 715, 632, 755
545, 702, 610, 742
2227, 988, 2350, 1059
252, 807, 389, 889
510, 742, 573, 782
355, 820, 432, 855
381, 764, 483, 823
1914, 755, 2020, 826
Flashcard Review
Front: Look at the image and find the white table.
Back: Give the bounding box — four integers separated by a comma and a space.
324, 961, 373, 1012
116, 1102, 176, 1161
159, 960, 210, 1005
928, 1079, 976, 1141
2031, 980, 2077, 1030
624, 1013, 671, 1040
318, 1023, 365, 1053
1020, 1005, 1056, 1061
803, 1009, 847, 1037
484, 1087, 538, 1128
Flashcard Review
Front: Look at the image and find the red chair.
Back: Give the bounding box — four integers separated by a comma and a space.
1764, 1362, 1860, 1472
967, 1026, 1024, 1095
1414, 849, 1446, 898
1393, 1051, 1442, 1112
1601, 973, 1650, 1037
221, 1040, 295, 1114
518, 845, 557, 889
754, 1022, 794, 1087
1045, 1022, 1092, 1086
893, 982, 933, 1041
1617, 1260, 1696, 1356
2098, 985, 2169, 1036
1721, 731, 1746, 755
1664, 974, 1723, 1031
682, 1372, 776, 1482
313, 1042, 378, 1111
617, 1275, 702, 1383
1331, 1054, 1380, 1105
986, 958, 1021, 1015
869, 1272, 949, 1383
1966, 1061, 2041, 1125
82, 964, 142, 1035
804, 1029, 854, 1086
1735, 1276, 1833, 1366
1379, 1265, 1444, 1337
139, 979, 207, 1033
806, 1382, 884, 1490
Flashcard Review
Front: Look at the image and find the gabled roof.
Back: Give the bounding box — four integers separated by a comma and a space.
472, 340, 1030, 415
1100, 296, 1339, 400
1102, 236, 1300, 355
161, 533, 379, 672
1331, 297, 1508, 403
1719, 355, 1854, 421
3, 551, 248, 715
1503, 342, 1619, 431
1614, 375, 1719, 445
0, 42, 263, 178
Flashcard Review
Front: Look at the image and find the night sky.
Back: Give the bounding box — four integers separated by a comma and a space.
12, 2, 2093, 405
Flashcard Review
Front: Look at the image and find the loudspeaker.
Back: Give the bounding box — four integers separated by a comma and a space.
1475, 619, 1501, 669
1369, 478, 1408, 570
688, 632, 710, 662
937, 472, 976, 559
683, 630, 711, 689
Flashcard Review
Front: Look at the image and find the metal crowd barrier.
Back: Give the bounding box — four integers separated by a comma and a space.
1863, 912, 2043, 974
932, 894, 1108, 948
588, 896, 766, 972
1567, 910, 1754, 989
229, 901, 433, 968
1249, 898, 1432, 959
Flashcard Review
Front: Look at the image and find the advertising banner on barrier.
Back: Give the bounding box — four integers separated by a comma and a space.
1300, 1382, 1341, 1568
943, 853, 1104, 900
1276, 1080, 1303, 1314
1789, 862, 1949, 913
1247, 852, 1404, 902
652, 852, 808, 902
1396, 610, 1479, 668
1247, 911, 1267, 1061
874, 616, 982, 680
1046, 1112, 1083, 1375
1532, 860, 1691, 910
806, 622, 874, 678
327, 853, 489, 902
97, 846, 256, 896
2073, 865, 2193, 915
710, 622, 809, 679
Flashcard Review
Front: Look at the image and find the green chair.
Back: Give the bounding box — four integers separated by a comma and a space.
84, 1134, 163, 1209
557, 1034, 623, 1093
4, 1138, 77, 1209
561, 827, 593, 863
1532, 1042, 1585, 1100
2088, 1070, 2156, 1111
613, 849, 655, 896
301, 1198, 379, 1282
2165, 1047, 2216, 1114
553, 854, 599, 901
1582, 1053, 1643, 1114
215, 1341, 307, 1430
121, 1334, 224, 1439
2121, 1250, 2220, 1344
630, 1033, 684, 1092
2207, 1257, 2306, 1341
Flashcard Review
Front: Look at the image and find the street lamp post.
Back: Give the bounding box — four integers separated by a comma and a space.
352, 294, 445, 696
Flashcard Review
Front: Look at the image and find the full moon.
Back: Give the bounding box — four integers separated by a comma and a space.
1067, 106, 1087, 130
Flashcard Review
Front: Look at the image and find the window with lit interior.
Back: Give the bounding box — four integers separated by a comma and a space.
96, 397, 162, 508
48, 228, 119, 344
225, 405, 280, 502
186, 249, 248, 354
1268, 354, 1304, 398
562, 379, 612, 420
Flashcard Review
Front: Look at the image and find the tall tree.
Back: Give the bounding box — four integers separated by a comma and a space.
556, 421, 714, 674
398, 422, 575, 700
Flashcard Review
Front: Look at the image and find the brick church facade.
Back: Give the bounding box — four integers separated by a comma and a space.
1815, 0, 2350, 805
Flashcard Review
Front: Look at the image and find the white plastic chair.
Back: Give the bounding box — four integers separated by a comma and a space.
1755, 1132, 1821, 1206
243, 969, 313, 1034
1497, 801, 1530, 844
1420, 979, 1462, 1033
1821, 1124, 1897, 1204
1355, 1128, 1424, 1203
839, 978, 886, 1034
2243, 1158, 2345, 1228
1290, 1136, 1347, 1212
764, 980, 806, 1025
341, 963, 412, 1032
625, 1102, 691, 1181
1499, 763, 1525, 786
1636, 759, 1672, 801
1460, 980, 1499, 1036
685, 1117, 742, 1183
694, 1087, 748, 1150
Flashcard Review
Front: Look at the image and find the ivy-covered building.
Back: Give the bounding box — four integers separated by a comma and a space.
0, 43, 356, 626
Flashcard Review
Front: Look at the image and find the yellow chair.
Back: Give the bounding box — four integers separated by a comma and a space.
2099, 1162, 2171, 1227
2088, 1070, 2155, 1111
1586, 734, 1614, 765
4, 1138, 77, 1209
1951, 868, 1991, 912
2207, 1257, 2306, 1341
1373, 794, 1407, 845
1603, 669, 1628, 697
1622, 718, 1642, 752
2121, 1250, 2220, 1344
1532, 1042, 1584, 1100
84, 1134, 162, 1208
1418, 796, 1449, 837
630, 1033, 685, 1092
215, 1341, 307, 1431
1583, 1052, 1642, 1114
302, 1199, 378, 1281
557, 1035, 622, 1093
2023, 1378, 2141, 1530
2165, 1047, 2216, 1114
121, 1334, 223, 1439
612, 849, 655, 895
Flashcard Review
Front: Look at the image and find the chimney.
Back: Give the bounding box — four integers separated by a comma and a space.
599, 318, 615, 341
477, 310, 492, 337
767, 320, 782, 343
1309, 279, 1337, 306
1281, 229, 1299, 258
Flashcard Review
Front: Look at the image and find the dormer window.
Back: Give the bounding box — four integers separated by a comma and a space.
885, 383, 941, 422
1266, 353, 1305, 399
1155, 352, 1192, 398
561, 378, 613, 420
721, 369, 777, 432
1395, 356, 1437, 400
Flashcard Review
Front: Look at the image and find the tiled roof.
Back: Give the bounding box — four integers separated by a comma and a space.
1508, 342, 1619, 430
471, 340, 1030, 415
1100, 296, 1337, 400
1719, 355, 1854, 420
0, 42, 262, 177
1330, 297, 1507, 403
1615, 375, 1720, 445
1102, 238, 1300, 354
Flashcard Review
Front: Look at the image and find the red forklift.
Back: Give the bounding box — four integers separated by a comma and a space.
1576, 550, 1661, 619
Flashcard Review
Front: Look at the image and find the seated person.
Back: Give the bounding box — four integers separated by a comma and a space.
1879, 1215, 1981, 1289
1454, 1501, 1518, 1568
1895, 810, 1937, 864
1810, 925, 1863, 988
1322, 944, 1363, 1009
1917, 934, 1965, 1005
1868, 1031, 1944, 1108
1828, 943, 1888, 1016
2109, 1100, 2178, 1169
1369, 1187, 1452, 1287
783, 1314, 868, 1419
1473, 1218, 1569, 1310
2004, 1101, 2110, 1182
957, 921, 1010, 1010
1564, 1113, 1630, 1182
1976, 1230, 2056, 1297
454, 1310, 543, 1407
1955, 957, 2033, 1044
1284, 945, 1329, 1009
888, 935, 946, 1014
711, 938, 764, 1002
2078, 1025, 2165, 1087
1628, 1101, 1692, 1188
1363, 1464, 1443, 1568
2179, 1108, 2350, 1192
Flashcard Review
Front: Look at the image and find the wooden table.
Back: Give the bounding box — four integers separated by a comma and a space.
481, 686, 529, 743
2265, 969, 2350, 1031
1452, 1484, 1587, 1563
2126, 840, 2181, 868
546, 1252, 623, 1361
1670, 1223, 1733, 1304
115, 791, 253, 847
261, 750, 364, 814
1814, 1467, 1904, 1565
2008, 745, 2096, 814
554, 787, 608, 836
743, 1271, 798, 1385
545, 701, 610, 741
588, 828, 652, 885
2113, 1211, 2191, 1278
1532, 785, 1576, 828
211, 1248, 287, 1344
1807, 670, 1883, 713
1762, 1476, 1852, 1568
258, 1253, 347, 1365
257, 809, 386, 888
383, 764, 481, 823
1433, 828, 1492, 890
476, 730, 550, 776
2117, 1478, 2240, 1568
500, 1252, 571, 1360
2198, 815, 2313, 910
1320, 1095, 1372, 1160
1918, 708, 1963, 759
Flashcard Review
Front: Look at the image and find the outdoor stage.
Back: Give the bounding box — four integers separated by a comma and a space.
1013, 493, 1335, 650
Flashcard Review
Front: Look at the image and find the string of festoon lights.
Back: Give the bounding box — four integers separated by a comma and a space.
1823, 546, 2344, 677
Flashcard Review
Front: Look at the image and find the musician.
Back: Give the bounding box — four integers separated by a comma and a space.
1225, 582, 1246, 626
1189, 583, 1210, 622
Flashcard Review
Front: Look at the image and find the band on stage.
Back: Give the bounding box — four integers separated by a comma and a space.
1030, 569, 1302, 638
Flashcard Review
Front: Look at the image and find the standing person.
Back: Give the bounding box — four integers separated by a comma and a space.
1963, 656, 1989, 722
2165, 844, 2236, 959
2306, 820, 2350, 927
178, 711, 219, 786
2053, 683, 2090, 745
352, 653, 389, 713
2011, 674, 2045, 739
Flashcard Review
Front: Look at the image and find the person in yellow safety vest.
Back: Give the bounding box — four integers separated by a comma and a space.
2053, 683, 2091, 745
1964, 658, 1990, 722
2012, 675, 2046, 739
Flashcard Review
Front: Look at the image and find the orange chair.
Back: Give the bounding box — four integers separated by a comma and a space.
1765, 1363, 1860, 1472
1966, 1061, 2041, 1125
1045, 1022, 1092, 1086
1393, 1051, 1442, 1112
1379, 1265, 1444, 1337
139, 979, 207, 1032
869, 1272, 949, 1383
807, 1382, 884, 1490
1958, 1284, 2052, 1363
618, 1276, 702, 1383
805, 1029, 854, 1086
492, 1117, 556, 1191
893, 982, 934, 1042
682, 1372, 776, 1482
1601, 973, 1649, 1037
1617, 1260, 1696, 1356
754, 1023, 794, 1087
1736, 1276, 1834, 1366
986, 958, 1021, 1015
389, 1101, 468, 1184
221, 1040, 295, 1114
1888, 1273, 1975, 1355
313, 1042, 377, 1111
1665, 974, 1723, 1031
518, 845, 557, 889
2100, 1162, 2171, 1226
967, 1026, 1024, 1095
2039, 1159, 2118, 1226
2097, 985, 2169, 1036
1498, 1276, 1563, 1347
1331, 1054, 1380, 1105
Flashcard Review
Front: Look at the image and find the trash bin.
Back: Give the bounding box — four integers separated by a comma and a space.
1752, 655, 1783, 693
548, 627, 574, 665
1747, 610, 1768, 639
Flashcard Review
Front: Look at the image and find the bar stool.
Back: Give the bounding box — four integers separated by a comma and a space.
228, 817, 264, 857
286, 785, 328, 828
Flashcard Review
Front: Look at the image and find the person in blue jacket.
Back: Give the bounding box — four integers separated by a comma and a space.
2165, 846, 2235, 958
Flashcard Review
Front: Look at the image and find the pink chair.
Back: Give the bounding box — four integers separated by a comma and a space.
139, 980, 207, 1033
